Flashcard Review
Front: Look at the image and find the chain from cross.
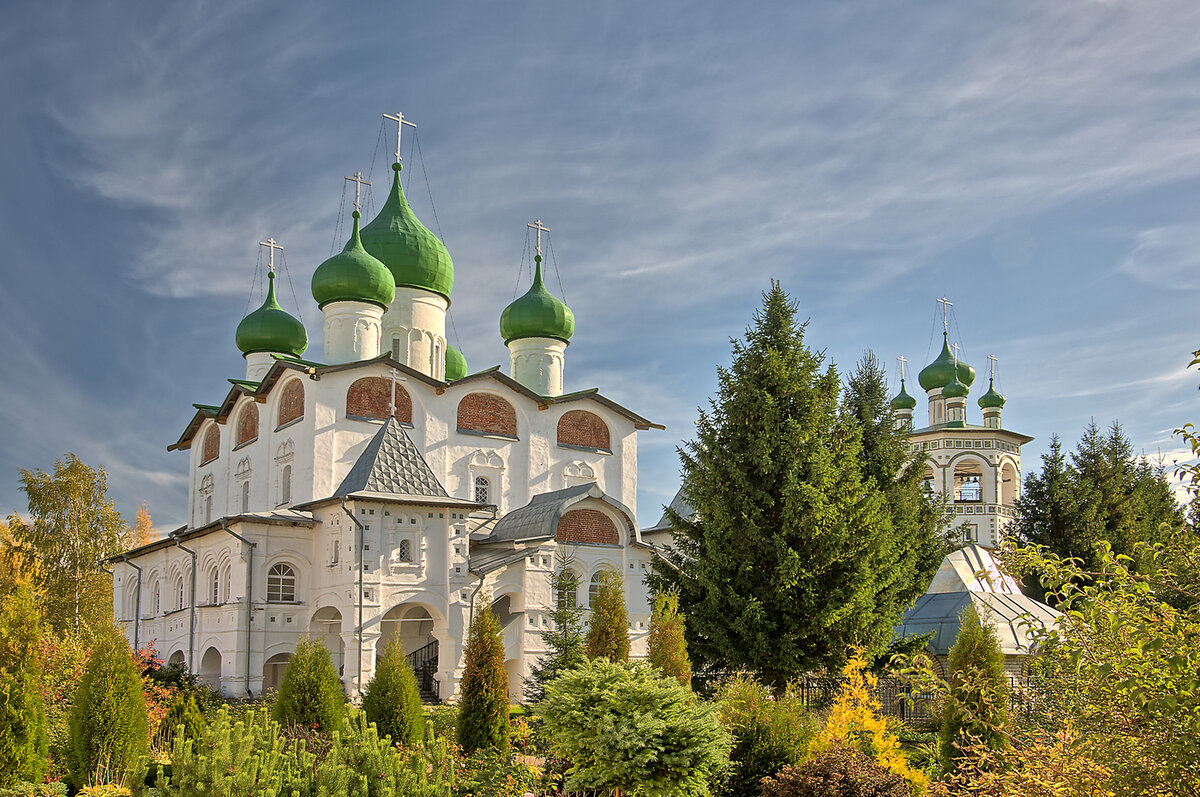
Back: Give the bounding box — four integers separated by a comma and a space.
259, 237, 284, 275
937, 296, 953, 333
987, 354, 998, 379
344, 171, 371, 212
897, 355, 908, 381
528, 219, 550, 257
383, 111, 417, 164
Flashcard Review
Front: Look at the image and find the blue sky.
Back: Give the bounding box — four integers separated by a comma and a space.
2, 1, 1198, 530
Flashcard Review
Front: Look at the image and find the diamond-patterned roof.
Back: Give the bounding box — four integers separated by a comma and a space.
334, 418, 449, 498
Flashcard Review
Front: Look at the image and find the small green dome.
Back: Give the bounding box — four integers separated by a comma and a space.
359, 163, 454, 300
235, 273, 308, 358
918, 333, 977, 391
978, 378, 1006, 409
942, 374, 969, 399
311, 211, 396, 310
445, 345, 467, 381
500, 255, 575, 344
890, 379, 918, 411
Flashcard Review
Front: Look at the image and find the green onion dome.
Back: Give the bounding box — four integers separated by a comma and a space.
359, 163, 454, 300
977, 378, 1006, 409
890, 379, 918, 410
311, 211, 395, 310
445, 345, 467, 381
918, 333, 977, 391
500, 255, 575, 344
942, 374, 970, 399
236, 273, 308, 358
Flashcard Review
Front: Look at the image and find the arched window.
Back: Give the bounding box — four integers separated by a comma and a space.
346, 376, 413, 424
474, 475, 490, 504
201, 425, 220, 465
457, 393, 518, 437
557, 570, 579, 611
209, 567, 220, 605
175, 576, 185, 610
241, 481, 250, 513
589, 571, 607, 607
221, 565, 231, 603
276, 379, 305, 428
396, 539, 412, 562
235, 403, 259, 447
281, 464, 293, 505
153, 580, 162, 615
204, 495, 214, 524
331, 539, 340, 565
267, 563, 297, 602
557, 410, 610, 451
556, 509, 620, 545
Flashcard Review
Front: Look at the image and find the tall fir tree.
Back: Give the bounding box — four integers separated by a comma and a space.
0, 582, 48, 787
272, 636, 347, 732
585, 570, 630, 662
362, 637, 425, 746
524, 557, 586, 702
938, 605, 1009, 769
651, 283, 893, 687
842, 351, 948, 624
1014, 435, 1104, 568
648, 588, 691, 685
457, 603, 509, 754
5, 454, 125, 642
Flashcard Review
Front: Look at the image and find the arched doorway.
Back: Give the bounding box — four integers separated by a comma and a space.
379, 604, 436, 659
168, 650, 186, 669
263, 652, 292, 692
1000, 461, 1018, 506
953, 460, 983, 503
199, 647, 222, 691
310, 607, 345, 676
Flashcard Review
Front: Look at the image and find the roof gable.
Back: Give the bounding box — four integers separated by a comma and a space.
334, 418, 449, 498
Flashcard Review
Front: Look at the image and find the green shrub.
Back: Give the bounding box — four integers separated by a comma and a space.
272, 636, 347, 732
939, 605, 1009, 769
362, 637, 424, 746
457, 748, 539, 797
67, 631, 148, 790
716, 674, 818, 797
0, 783, 67, 797
537, 659, 730, 796
0, 584, 48, 787
759, 745, 913, 797
427, 703, 458, 742
313, 710, 455, 797
524, 557, 586, 703
648, 587, 691, 685
584, 571, 630, 662
152, 693, 203, 754
457, 605, 508, 755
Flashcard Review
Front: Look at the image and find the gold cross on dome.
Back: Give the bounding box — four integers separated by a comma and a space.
344, 171, 371, 212
383, 111, 417, 164
258, 237, 283, 274
527, 219, 550, 257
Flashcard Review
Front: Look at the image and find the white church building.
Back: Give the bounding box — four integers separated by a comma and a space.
109, 136, 663, 702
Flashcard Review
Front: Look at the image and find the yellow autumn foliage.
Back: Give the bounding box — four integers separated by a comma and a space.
814, 651, 928, 791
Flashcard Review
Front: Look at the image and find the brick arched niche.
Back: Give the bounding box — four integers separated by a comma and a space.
457, 393, 517, 438
346, 376, 413, 424
276, 379, 305, 429
557, 410, 610, 451
235, 404, 259, 447
201, 425, 220, 465
556, 508, 619, 545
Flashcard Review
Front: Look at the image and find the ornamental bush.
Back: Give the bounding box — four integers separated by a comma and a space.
938, 605, 1008, 770
0, 584, 48, 787
759, 746, 913, 797
457, 604, 509, 755
152, 693, 203, 755
584, 571, 630, 662
537, 659, 730, 796
716, 674, 817, 797
272, 636, 347, 732
362, 637, 424, 746
66, 631, 149, 790
648, 587, 691, 685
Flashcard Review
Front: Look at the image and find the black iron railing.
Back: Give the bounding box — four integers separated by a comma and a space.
406, 640, 439, 702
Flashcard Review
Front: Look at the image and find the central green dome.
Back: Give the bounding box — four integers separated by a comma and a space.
359, 163, 454, 300
942, 374, 970, 399
311, 211, 395, 310
918, 333, 976, 391
890, 379, 918, 410
500, 255, 575, 344
236, 273, 308, 358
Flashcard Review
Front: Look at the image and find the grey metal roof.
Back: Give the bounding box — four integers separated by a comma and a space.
895, 544, 1061, 656
334, 418, 449, 498
645, 486, 695, 532
486, 483, 598, 543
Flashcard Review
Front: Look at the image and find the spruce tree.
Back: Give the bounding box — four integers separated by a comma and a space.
273, 636, 347, 732
0, 583, 47, 786
842, 351, 948, 626
362, 637, 425, 746
67, 630, 149, 789
648, 587, 690, 685
938, 604, 1009, 769
1014, 435, 1104, 568
650, 282, 890, 687
585, 570, 630, 662
457, 604, 509, 754
524, 558, 586, 702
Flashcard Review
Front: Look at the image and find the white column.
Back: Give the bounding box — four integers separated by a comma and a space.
323, 303, 385, 364
244, 352, 276, 381
508, 337, 567, 396
383, 287, 448, 379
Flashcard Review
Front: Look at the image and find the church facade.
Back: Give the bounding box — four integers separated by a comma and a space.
109, 152, 663, 702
